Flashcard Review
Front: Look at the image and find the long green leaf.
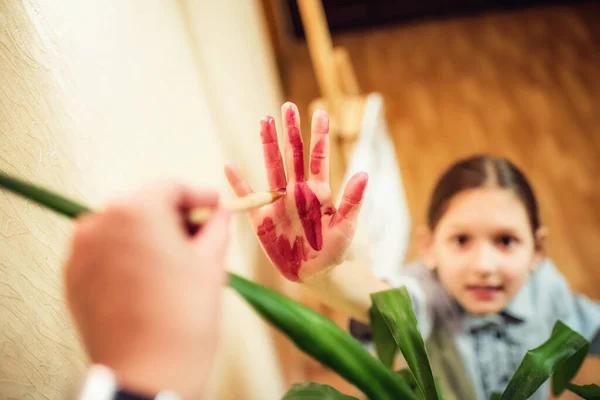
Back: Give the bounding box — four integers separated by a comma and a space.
0, 172, 416, 400
282, 382, 359, 399
567, 383, 600, 399
500, 321, 589, 400
370, 305, 398, 368
371, 287, 442, 400
230, 274, 417, 400
551, 322, 590, 396
0, 171, 91, 218
434, 378, 445, 400
397, 369, 448, 400
396, 369, 421, 399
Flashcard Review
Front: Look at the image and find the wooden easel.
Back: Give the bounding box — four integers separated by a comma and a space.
296, 0, 367, 198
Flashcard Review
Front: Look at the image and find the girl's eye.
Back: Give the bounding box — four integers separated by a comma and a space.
497, 235, 518, 248
453, 234, 470, 247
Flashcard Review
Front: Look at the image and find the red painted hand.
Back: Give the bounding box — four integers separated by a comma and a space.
224, 102, 368, 282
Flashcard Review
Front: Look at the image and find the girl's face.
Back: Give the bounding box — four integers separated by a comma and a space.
422, 187, 545, 315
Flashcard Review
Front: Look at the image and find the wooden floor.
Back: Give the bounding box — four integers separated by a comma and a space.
281, 2, 600, 399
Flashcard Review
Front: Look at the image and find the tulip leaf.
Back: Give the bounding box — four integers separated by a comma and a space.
566, 383, 600, 399
371, 287, 442, 400
500, 321, 589, 400
282, 382, 359, 399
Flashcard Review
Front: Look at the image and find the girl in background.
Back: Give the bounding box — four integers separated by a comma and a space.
224, 102, 600, 399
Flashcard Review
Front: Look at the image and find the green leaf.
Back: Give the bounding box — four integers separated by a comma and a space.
371, 287, 442, 400
489, 393, 502, 400
434, 378, 445, 400
0, 171, 91, 218
370, 305, 398, 368
566, 383, 600, 399
551, 323, 590, 396
230, 274, 418, 400
0, 171, 417, 400
500, 321, 589, 400
396, 367, 443, 400
281, 382, 359, 399
396, 369, 417, 390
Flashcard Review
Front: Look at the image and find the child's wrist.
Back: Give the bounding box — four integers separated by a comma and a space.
301, 264, 339, 286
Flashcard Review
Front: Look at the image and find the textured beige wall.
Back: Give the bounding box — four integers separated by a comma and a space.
0, 1, 286, 398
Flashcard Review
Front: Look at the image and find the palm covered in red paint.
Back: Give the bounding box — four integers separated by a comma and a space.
224, 102, 368, 282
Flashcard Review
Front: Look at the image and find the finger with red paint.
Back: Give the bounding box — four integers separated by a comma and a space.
309, 109, 330, 184
260, 116, 287, 191
282, 102, 306, 182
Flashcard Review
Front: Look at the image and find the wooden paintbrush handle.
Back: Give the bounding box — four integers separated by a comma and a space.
188, 190, 285, 225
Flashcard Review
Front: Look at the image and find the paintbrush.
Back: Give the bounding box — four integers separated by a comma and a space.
0, 171, 285, 225
188, 190, 285, 224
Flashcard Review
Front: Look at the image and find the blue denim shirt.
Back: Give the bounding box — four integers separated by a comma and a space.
383, 259, 600, 400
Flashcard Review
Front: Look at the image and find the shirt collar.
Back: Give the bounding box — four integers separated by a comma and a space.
501, 275, 535, 322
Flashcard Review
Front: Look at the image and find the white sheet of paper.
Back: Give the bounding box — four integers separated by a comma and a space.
340, 93, 412, 283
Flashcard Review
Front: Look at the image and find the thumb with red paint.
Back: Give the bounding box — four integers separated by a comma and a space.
332, 171, 369, 239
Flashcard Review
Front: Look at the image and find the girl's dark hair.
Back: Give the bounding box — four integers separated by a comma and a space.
427, 154, 540, 232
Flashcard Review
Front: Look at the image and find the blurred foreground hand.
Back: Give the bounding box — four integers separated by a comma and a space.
64, 181, 230, 399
